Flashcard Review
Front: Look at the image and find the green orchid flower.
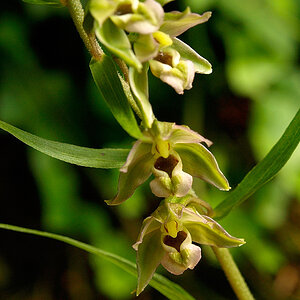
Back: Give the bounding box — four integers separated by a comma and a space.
106, 120, 230, 205
90, 0, 164, 70
133, 199, 245, 295
130, 8, 213, 94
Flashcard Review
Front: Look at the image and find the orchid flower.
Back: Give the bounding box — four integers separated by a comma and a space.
89, 0, 212, 93
132, 7, 212, 94
106, 120, 230, 205
133, 199, 245, 295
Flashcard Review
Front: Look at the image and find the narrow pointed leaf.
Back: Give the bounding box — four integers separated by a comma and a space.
175, 143, 230, 191
90, 55, 143, 139
0, 120, 129, 168
172, 38, 212, 74
214, 109, 300, 219
22, 0, 63, 7
0, 223, 195, 300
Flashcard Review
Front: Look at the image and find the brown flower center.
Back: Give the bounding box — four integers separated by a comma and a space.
163, 231, 187, 252
115, 4, 132, 15
154, 155, 179, 177
154, 52, 173, 67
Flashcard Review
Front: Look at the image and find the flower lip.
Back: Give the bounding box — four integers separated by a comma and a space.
154, 155, 179, 177
163, 230, 187, 252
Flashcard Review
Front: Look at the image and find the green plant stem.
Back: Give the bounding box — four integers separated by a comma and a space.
66, 0, 103, 60
212, 247, 255, 300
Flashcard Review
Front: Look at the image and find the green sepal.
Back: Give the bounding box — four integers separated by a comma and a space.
0, 120, 129, 168
182, 209, 245, 248
172, 38, 212, 74
22, 0, 63, 7
106, 142, 154, 205
136, 227, 164, 295
129, 63, 155, 128
89, 0, 118, 27
90, 56, 143, 139
174, 143, 230, 191
161, 9, 211, 37
95, 19, 142, 71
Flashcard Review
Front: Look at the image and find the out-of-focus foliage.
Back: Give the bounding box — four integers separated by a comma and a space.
0, 1, 299, 300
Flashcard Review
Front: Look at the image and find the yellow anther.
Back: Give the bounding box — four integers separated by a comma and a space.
165, 220, 178, 238
153, 31, 173, 48
155, 139, 170, 158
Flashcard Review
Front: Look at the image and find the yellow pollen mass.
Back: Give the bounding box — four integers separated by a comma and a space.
165, 220, 178, 238
155, 139, 170, 158
153, 31, 173, 48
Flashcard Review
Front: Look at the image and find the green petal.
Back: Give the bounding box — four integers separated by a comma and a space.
134, 34, 159, 62
129, 64, 155, 128
182, 209, 245, 248
95, 19, 142, 71
0, 120, 129, 168
106, 142, 154, 205
172, 38, 212, 74
161, 9, 211, 37
136, 229, 164, 295
174, 143, 230, 190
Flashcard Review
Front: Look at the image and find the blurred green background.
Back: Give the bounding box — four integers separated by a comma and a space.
0, 0, 299, 299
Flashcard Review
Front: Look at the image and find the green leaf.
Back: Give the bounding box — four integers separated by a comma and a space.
90, 55, 143, 139
22, 0, 63, 7
213, 109, 300, 219
0, 223, 195, 300
172, 38, 212, 74
0, 120, 129, 168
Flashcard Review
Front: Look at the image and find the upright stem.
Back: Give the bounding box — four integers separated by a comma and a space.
66, 0, 103, 60
212, 247, 255, 300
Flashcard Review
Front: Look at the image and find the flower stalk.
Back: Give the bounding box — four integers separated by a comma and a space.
66, 0, 103, 60
212, 247, 255, 300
